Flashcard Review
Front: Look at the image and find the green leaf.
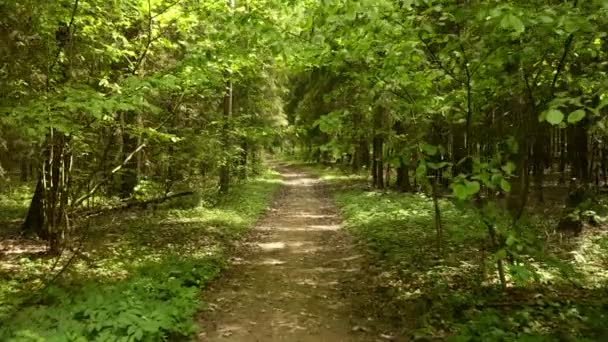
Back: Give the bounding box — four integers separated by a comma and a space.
464, 180, 480, 196
500, 13, 525, 34
495, 249, 507, 261
427, 161, 450, 170
491, 174, 503, 185
544, 109, 564, 125
502, 162, 516, 175
505, 235, 517, 246
567, 109, 586, 124
506, 136, 519, 154
453, 183, 468, 200
500, 178, 511, 192
416, 161, 427, 180
453, 179, 480, 200
422, 143, 438, 156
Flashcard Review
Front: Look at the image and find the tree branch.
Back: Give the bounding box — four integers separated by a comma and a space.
132, 0, 154, 75
151, 0, 183, 19
550, 0, 579, 95
550, 35, 575, 95
72, 143, 146, 207
47, 0, 80, 89
418, 33, 464, 85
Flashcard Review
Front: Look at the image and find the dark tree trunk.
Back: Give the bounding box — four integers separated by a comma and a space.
600, 144, 608, 186
396, 163, 411, 192
569, 124, 589, 183
452, 124, 468, 176
240, 140, 248, 179
372, 107, 385, 189
22, 134, 71, 253
353, 139, 369, 172
23, 177, 45, 236
559, 128, 566, 183
394, 121, 411, 192
532, 125, 549, 203
20, 159, 30, 182
219, 78, 233, 193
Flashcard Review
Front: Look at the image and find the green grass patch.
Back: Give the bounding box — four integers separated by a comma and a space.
0, 182, 33, 225
0, 170, 282, 341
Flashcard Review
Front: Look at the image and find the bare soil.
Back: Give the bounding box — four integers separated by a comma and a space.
197, 165, 387, 342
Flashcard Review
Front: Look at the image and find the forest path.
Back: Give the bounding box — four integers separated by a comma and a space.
197, 164, 376, 342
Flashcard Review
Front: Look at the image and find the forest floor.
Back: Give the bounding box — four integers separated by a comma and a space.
198, 164, 386, 342
0, 170, 284, 340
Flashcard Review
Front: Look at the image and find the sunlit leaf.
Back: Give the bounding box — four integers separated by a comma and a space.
567, 109, 586, 124
544, 109, 564, 125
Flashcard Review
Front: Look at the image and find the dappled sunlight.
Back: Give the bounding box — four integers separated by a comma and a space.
0, 239, 46, 257
254, 178, 285, 186
299, 266, 344, 273
306, 224, 341, 231
273, 317, 308, 333
277, 171, 321, 188
282, 178, 318, 187
295, 277, 339, 287
569, 229, 608, 286
251, 240, 323, 254
257, 258, 286, 265
257, 224, 341, 232
286, 213, 336, 219
256, 241, 286, 251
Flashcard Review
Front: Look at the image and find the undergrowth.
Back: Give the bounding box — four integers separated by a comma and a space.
301, 163, 608, 341
0, 183, 33, 227
0, 171, 282, 341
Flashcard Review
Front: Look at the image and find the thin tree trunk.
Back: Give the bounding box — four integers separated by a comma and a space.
219, 78, 233, 193
432, 176, 443, 254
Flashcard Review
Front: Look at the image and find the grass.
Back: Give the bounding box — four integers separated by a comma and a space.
297, 162, 608, 341
0, 170, 282, 341
0, 182, 33, 228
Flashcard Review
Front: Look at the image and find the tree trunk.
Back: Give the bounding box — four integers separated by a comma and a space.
219, 77, 233, 193
372, 107, 385, 189
373, 136, 384, 189
452, 124, 468, 176
23, 177, 45, 236
559, 128, 566, 183
240, 140, 248, 179
396, 163, 411, 192
532, 125, 549, 203
23, 133, 71, 254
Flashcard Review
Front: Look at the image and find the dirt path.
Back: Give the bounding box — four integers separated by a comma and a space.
198, 165, 376, 342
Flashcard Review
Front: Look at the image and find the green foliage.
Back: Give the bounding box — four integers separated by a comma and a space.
310, 167, 608, 340
0, 171, 281, 341
5, 257, 220, 342
500, 13, 526, 35
0, 183, 33, 224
